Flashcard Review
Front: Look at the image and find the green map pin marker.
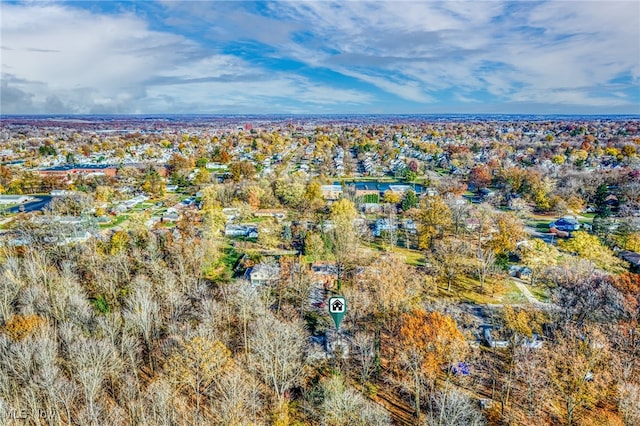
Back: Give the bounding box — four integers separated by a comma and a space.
328, 296, 347, 329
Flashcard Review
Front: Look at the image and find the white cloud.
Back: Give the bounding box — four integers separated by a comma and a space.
0, 1, 372, 113
1, 1, 638, 113
269, 1, 639, 108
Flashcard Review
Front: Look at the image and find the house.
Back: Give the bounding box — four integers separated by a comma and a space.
549, 216, 580, 232
373, 218, 397, 237
620, 250, 640, 272
424, 187, 438, 197
245, 263, 280, 287
388, 184, 411, 195
254, 209, 286, 219
222, 208, 239, 222
162, 209, 180, 222
0, 195, 33, 204
401, 219, 417, 233
321, 184, 343, 200
361, 203, 381, 213
50, 190, 74, 197
39, 164, 118, 178
62, 230, 92, 245
224, 224, 258, 238
478, 188, 496, 199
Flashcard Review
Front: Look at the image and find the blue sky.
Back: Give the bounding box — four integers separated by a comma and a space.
1, 1, 639, 114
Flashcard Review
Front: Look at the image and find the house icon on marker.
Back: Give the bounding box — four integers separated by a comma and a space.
330, 299, 345, 313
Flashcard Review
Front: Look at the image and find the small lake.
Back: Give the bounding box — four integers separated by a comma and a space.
8, 195, 53, 213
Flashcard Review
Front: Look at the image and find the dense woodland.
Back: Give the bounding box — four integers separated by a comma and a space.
0, 118, 639, 425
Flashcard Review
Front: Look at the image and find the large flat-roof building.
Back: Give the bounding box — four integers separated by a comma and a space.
39, 164, 118, 178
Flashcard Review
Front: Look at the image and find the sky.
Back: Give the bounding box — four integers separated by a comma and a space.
1, 0, 639, 115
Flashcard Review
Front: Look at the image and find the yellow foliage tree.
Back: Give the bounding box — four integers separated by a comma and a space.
417, 195, 452, 249
520, 238, 561, 286
382, 190, 401, 205
489, 213, 525, 255
559, 231, 625, 273
110, 230, 130, 255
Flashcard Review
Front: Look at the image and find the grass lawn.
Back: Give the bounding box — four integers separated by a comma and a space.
528, 284, 551, 303
390, 246, 425, 267
220, 244, 242, 273
366, 239, 426, 267
99, 214, 129, 229
437, 275, 526, 305
526, 218, 551, 229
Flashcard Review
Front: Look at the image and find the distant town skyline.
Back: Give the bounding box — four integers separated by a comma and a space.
1, 1, 639, 115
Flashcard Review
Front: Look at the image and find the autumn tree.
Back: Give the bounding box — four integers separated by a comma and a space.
395, 309, 468, 419
304, 232, 327, 263
228, 160, 256, 182
543, 326, 613, 425
429, 237, 469, 291
273, 172, 306, 209
468, 164, 492, 189
383, 189, 401, 205
559, 231, 626, 273
519, 238, 561, 286
1, 313, 48, 341
354, 253, 422, 340
166, 337, 232, 426
488, 212, 525, 256
417, 195, 452, 249
327, 198, 359, 286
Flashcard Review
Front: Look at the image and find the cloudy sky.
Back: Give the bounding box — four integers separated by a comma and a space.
1, 1, 639, 114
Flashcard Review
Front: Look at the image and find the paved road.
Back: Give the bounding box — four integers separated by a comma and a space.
524, 225, 557, 244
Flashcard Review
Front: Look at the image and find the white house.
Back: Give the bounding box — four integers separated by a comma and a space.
373, 218, 398, 237
246, 263, 280, 287
0, 195, 33, 204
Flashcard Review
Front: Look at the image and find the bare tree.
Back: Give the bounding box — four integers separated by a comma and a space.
425, 387, 485, 426
165, 336, 231, 426
350, 331, 376, 384
209, 366, 264, 426
248, 313, 308, 401
314, 376, 391, 426
67, 336, 121, 423
318, 375, 392, 426
429, 238, 469, 292
618, 382, 640, 426
124, 276, 159, 371
145, 378, 177, 426
0, 256, 23, 323
475, 245, 495, 290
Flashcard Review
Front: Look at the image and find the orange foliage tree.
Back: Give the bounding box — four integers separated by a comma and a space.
394, 309, 468, 419
1, 314, 48, 341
